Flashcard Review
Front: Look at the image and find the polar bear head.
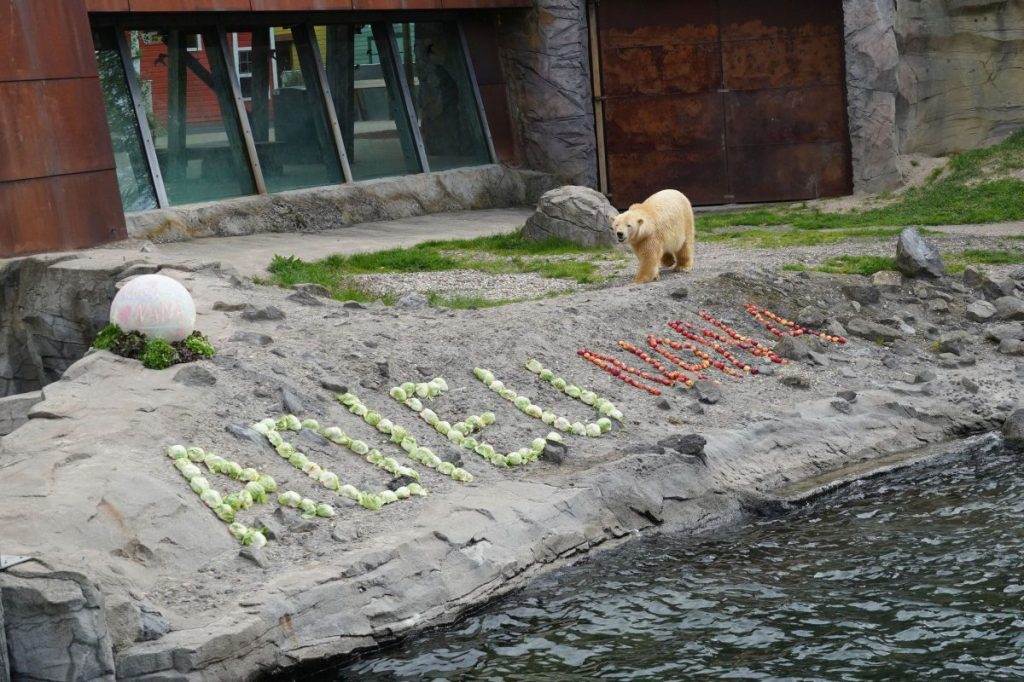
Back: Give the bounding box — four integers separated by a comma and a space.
611, 210, 646, 244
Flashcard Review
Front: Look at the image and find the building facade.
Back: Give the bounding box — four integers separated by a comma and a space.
2, 0, 1023, 257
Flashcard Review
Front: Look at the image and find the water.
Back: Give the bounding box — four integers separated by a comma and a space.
328, 440, 1024, 681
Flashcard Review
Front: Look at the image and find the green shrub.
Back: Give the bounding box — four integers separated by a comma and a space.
142, 338, 178, 370
183, 334, 216, 358
93, 323, 122, 350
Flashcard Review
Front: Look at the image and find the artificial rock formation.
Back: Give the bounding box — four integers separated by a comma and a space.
522, 186, 617, 247
498, 0, 598, 189
843, 0, 903, 193
896, 0, 1024, 155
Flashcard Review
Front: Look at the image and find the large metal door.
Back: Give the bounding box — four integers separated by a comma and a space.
596, 0, 851, 207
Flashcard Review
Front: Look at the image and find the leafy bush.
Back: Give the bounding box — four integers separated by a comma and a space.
141, 339, 178, 370
183, 333, 216, 359
92, 323, 122, 350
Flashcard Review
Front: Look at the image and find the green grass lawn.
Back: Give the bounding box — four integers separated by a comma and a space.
698, 130, 1024, 234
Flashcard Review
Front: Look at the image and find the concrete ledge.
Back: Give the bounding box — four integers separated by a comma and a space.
125, 166, 558, 244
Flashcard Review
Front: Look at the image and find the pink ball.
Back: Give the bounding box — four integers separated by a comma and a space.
109, 274, 196, 342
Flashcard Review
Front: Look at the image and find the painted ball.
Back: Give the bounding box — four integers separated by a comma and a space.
109, 274, 196, 342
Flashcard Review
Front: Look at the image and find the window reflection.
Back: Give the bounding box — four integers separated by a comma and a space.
320, 24, 422, 181
226, 27, 343, 193
93, 29, 158, 213
396, 22, 491, 171
130, 29, 255, 205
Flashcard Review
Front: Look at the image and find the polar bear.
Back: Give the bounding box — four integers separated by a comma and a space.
611, 189, 695, 284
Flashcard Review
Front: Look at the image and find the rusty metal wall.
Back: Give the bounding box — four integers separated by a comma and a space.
597, 0, 851, 207
0, 0, 127, 257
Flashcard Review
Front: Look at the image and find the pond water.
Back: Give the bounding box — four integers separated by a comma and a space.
324, 437, 1024, 680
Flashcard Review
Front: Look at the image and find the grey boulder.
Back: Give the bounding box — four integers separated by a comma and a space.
522, 186, 617, 248
895, 227, 945, 278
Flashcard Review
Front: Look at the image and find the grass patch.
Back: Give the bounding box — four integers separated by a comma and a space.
697, 130, 1024, 231
945, 248, 1024, 274
699, 227, 909, 248
261, 230, 615, 307
781, 255, 897, 276
786, 248, 1024, 277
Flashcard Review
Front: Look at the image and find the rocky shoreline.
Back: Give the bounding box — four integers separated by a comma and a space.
0, 236, 1022, 681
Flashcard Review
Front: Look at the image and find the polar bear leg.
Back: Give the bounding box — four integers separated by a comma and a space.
674, 238, 694, 272
632, 240, 662, 284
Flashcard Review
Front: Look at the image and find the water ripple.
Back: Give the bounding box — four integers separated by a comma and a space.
331, 444, 1024, 680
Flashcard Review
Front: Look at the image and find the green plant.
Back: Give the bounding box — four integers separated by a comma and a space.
110, 330, 147, 358
142, 338, 179, 370
184, 334, 216, 358
93, 323, 122, 350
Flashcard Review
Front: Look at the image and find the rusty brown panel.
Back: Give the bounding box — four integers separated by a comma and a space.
0, 0, 97, 82
726, 85, 847, 147
351, 0, 440, 8
479, 84, 515, 163
128, 0, 251, 10
722, 34, 843, 91
721, 0, 842, 41
727, 142, 851, 203
602, 44, 720, 97
249, 0, 354, 8
599, 0, 719, 49
442, 0, 531, 6
607, 147, 729, 209
86, 0, 131, 10
604, 93, 723, 154
462, 15, 503, 85
0, 171, 127, 257
0, 79, 116, 183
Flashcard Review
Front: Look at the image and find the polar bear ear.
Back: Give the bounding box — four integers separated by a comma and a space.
635, 217, 645, 228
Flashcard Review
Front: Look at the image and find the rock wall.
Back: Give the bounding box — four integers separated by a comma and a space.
896, 0, 1024, 155
497, 0, 598, 188
843, 0, 904, 193
0, 566, 115, 682
0, 256, 127, 397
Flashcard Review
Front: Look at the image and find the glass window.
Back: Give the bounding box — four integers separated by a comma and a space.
319, 24, 422, 181
93, 29, 159, 213
128, 29, 256, 206
394, 22, 491, 171
226, 27, 343, 194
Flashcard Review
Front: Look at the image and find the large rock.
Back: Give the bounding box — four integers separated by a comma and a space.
846, 317, 906, 343
986, 322, 1024, 343
938, 330, 971, 355
895, 228, 945, 278
982, 277, 1018, 302
965, 299, 997, 322
0, 390, 42, 437
993, 296, 1024, 320
0, 568, 115, 681
522, 186, 617, 247
1004, 407, 1024, 450
0, 256, 121, 397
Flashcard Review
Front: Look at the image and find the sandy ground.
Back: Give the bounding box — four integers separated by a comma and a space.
1, 218, 1023, 679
